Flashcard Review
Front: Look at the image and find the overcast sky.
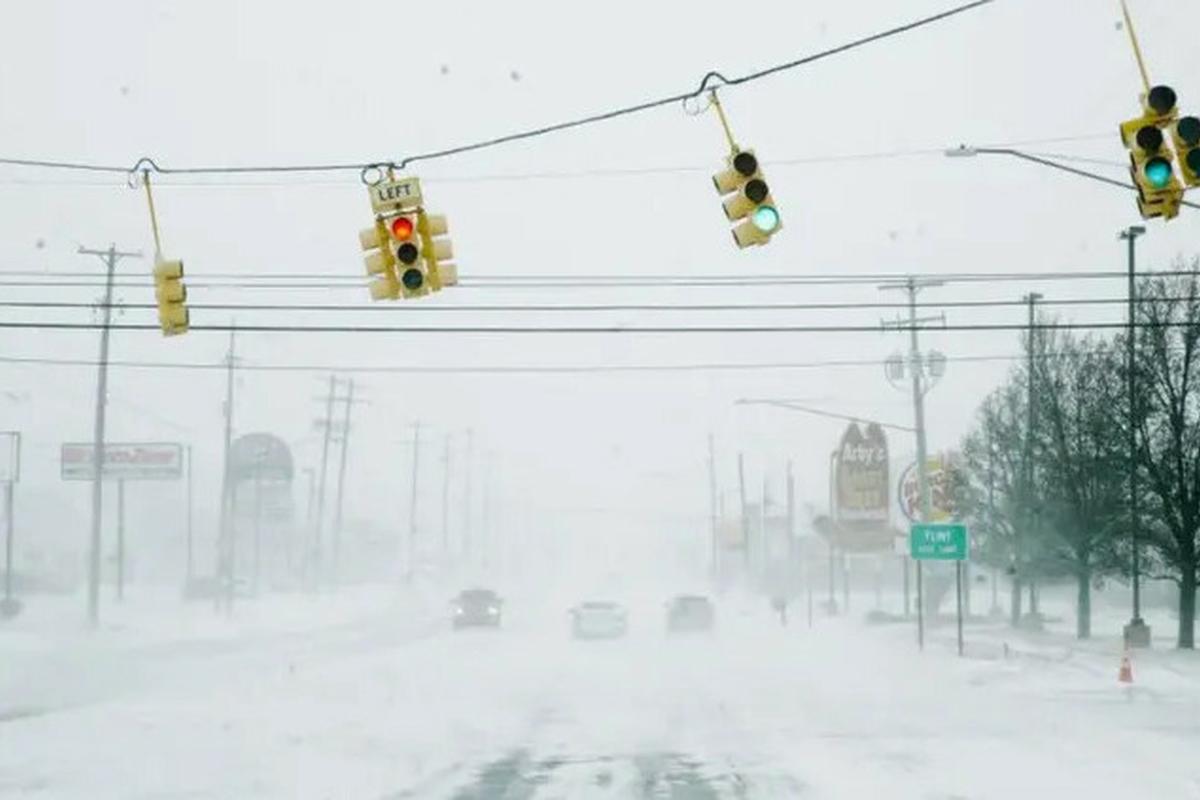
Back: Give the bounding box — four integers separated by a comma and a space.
2, 0, 1199, 579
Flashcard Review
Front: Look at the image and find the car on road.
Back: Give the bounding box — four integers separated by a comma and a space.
569, 601, 629, 639
665, 594, 715, 633
452, 588, 503, 629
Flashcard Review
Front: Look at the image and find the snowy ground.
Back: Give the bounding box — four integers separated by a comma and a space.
3, 585, 1200, 799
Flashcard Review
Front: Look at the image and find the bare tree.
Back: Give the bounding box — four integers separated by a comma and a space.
958, 379, 1031, 626
1032, 329, 1126, 639
1133, 266, 1200, 649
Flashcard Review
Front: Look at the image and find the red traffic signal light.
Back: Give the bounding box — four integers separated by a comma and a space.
390, 216, 414, 240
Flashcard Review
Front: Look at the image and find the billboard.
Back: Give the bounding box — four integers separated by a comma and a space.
229, 433, 294, 484
61, 442, 183, 481
816, 422, 895, 552
835, 422, 889, 523
898, 451, 961, 523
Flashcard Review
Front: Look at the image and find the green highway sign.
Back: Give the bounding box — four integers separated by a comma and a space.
909, 522, 969, 561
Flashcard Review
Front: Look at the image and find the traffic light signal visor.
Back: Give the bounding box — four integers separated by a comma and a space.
732, 151, 758, 176
1147, 85, 1178, 116
401, 267, 424, 291
1136, 125, 1164, 153
396, 242, 419, 265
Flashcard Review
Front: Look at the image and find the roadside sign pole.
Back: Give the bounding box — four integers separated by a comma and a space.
917, 561, 924, 650
956, 560, 965, 656
910, 522, 970, 656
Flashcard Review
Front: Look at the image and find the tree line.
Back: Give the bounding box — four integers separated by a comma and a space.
954, 261, 1200, 649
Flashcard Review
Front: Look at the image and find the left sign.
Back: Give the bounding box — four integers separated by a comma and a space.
369, 177, 423, 213
61, 442, 183, 481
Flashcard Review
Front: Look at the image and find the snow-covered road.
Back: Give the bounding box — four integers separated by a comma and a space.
3, 590, 1200, 799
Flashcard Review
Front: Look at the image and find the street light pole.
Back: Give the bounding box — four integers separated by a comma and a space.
1022, 292, 1043, 626
79, 244, 141, 627
945, 145, 1200, 212
1120, 224, 1152, 648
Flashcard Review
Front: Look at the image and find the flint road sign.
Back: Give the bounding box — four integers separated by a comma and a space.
909, 522, 968, 561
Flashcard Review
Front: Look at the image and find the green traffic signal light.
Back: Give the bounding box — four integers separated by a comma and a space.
752, 205, 780, 233
1144, 157, 1173, 189
401, 267, 424, 291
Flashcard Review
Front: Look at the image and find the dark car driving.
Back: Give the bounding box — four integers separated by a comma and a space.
452, 588, 503, 629
665, 594, 715, 633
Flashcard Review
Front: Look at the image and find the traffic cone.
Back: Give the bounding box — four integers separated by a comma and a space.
1118, 649, 1133, 684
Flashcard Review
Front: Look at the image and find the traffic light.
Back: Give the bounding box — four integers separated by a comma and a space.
1120, 85, 1184, 220
713, 149, 781, 248
419, 212, 458, 290
1171, 114, 1200, 187
360, 174, 462, 300
152, 257, 189, 336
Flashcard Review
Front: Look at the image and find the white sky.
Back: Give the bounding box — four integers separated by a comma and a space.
2, 0, 1199, 576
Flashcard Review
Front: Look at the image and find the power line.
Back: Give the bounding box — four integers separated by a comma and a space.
0, 1, 993, 178
0, 134, 1112, 188
0, 351, 1049, 374
0, 320, 1188, 334
0, 296, 1189, 314
0, 269, 1195, 291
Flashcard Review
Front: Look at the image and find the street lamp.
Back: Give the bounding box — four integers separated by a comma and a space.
1119, 224, 1151, 648
945, 145, 1200, 210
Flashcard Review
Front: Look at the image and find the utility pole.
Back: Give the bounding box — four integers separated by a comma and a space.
79, 244, 140, 626
708, 433, 719, 578
737, 452, 749, 575
217, 326, 238, 615
332, 378, 356, 585
441, 433, 452, 560
1120, 225, 1151, 648
313, 374, 337, 589
1023, 292, 1043, 625
407, 422, 421, 581
881, 276, 945, 652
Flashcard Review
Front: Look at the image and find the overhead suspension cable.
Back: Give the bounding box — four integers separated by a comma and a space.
0, 1, 993, 178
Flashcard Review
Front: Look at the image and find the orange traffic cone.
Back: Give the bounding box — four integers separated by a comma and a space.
1118, 649, 1133, 684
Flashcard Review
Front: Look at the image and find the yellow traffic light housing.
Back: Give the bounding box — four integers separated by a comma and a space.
713, 149, 781, 248
152, 258, 189, 336
359, 174, 459, 300
1120, 85, 1183, 221
1170, 115, 1200, 187
419, 212, 458, 290
360, 218, 399, 300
